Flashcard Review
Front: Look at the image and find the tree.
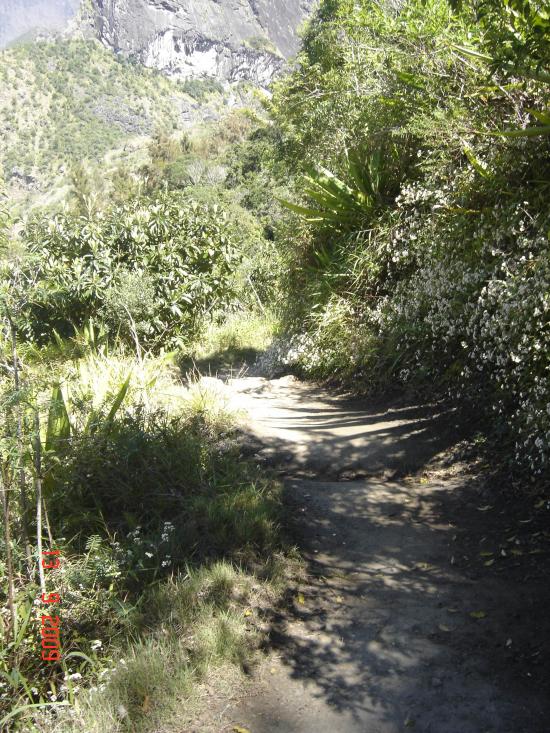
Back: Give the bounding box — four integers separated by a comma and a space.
109, 163, 140, 205
22, 193, 240, 349
451, 0, 550, 80
68, 161, 98, 216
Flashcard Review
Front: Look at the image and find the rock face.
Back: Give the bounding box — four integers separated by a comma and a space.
85, 0, 315, 85
0, 0, 80, 47
9, 165, 39, 189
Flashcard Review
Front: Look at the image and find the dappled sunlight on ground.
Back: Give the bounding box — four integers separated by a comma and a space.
227, 375, 460, 478
200, 374, 550, 733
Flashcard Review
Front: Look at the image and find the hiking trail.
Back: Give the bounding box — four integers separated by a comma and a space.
197, 374, 549, 733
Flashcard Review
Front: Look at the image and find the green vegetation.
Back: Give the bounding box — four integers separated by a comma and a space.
0, 345, 288, 731
21, 194, 239, 348
0, 85, 280, 728
1, 0, 549, 728
184, 312, 278, 373
179, 75, 225, 101
245, 36, 280, 56
0, 39, 225, 213
255, 0, 550, 478
0, 40, 173, 169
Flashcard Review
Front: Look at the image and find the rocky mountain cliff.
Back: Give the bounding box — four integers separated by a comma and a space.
81, 0, 315, 85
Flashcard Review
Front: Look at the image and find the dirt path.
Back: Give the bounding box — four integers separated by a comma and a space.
206, 375, 549, 733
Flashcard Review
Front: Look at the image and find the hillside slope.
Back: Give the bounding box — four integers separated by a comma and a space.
0, 38, 230, 212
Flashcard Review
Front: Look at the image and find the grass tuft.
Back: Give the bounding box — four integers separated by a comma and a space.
181, 311, 277, 375
2, 350, 289, 732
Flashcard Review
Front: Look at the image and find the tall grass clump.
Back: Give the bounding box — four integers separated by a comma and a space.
0, 342, 286, 732
182, 311, 278, 373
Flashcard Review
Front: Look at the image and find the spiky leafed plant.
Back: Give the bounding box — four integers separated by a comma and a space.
279, 143, 403, 231
278, 142, 408, 282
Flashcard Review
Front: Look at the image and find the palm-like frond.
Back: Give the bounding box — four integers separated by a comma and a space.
279, 144, 397, 230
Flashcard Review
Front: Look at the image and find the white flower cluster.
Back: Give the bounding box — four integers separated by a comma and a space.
123, 522, 174, 569
380, 198, 550, 473
278, 181, 549, 477
161, 521, 175, 543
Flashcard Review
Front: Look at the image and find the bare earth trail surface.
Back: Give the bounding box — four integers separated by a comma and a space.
199, 375, 550, 733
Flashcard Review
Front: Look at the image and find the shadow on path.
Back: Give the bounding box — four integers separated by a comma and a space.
214, 375, 550, 733
229, 375, 464, 478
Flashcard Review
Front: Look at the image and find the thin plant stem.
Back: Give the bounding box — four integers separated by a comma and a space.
43, 497, 53, 546
33, 410, 46, 595
0, 464, 16, 638
9, 317, 32, 572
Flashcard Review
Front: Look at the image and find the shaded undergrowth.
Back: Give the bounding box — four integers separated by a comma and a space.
0, 349, 292, 733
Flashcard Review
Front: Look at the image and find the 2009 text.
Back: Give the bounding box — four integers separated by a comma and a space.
39, 551, 62, 662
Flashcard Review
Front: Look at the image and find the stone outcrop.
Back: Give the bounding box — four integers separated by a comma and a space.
83, 0, 315, 85
1, 0, 315, 83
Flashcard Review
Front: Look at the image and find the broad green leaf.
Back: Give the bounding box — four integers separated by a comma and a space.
451, 44, 493, 62
395, 69, 425, 90
462, 141, 489, 177
0, 702, 70, 728
64, 651, 95, 665
106, 373, 132, 424
495, 125, 550, 138
277, 198, 326, 220
527, 108, 550, 125
45, 383, 71, 453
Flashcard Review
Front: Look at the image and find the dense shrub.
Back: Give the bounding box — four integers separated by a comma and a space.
377, 192, 550, 473
267, 0, 550, 476
21, 194, 240, 348
0, 351, 284, 728
49, 405, 280, 559
180, 76, 224, 101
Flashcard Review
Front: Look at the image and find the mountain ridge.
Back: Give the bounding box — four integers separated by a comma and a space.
0, 0, 315, 84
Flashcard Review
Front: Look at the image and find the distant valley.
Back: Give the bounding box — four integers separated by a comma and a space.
0, 0, 313, 214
